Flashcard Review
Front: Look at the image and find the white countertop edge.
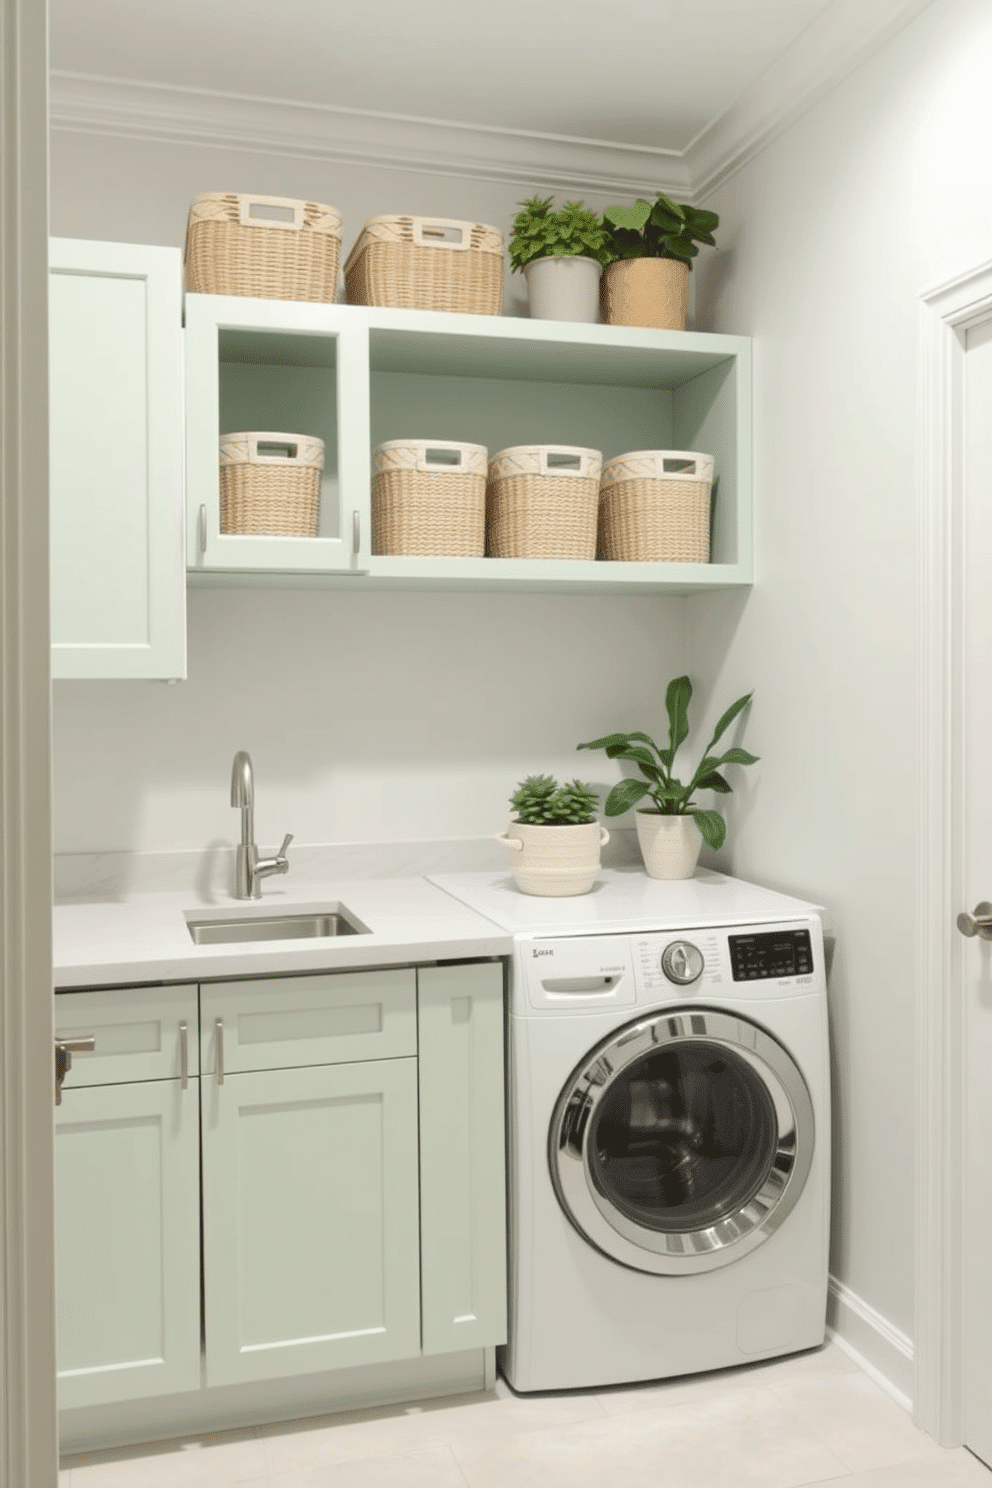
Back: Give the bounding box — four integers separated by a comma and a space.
52, 876, 513, 990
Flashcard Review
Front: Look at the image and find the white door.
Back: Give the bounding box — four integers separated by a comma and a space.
960, 313, 992, 1470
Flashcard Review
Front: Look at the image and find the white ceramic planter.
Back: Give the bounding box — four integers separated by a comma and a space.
523, 256, 602, 323
634, 811, 703, 880
496, 819, 609, 896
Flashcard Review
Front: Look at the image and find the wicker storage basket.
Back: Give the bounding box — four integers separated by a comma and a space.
486, 445, 602, 560
344, 216, 504, 315
185, 193, 343, 302
372, 439, 487, 556
219, 432, 324, 537
598, 449, 714, 563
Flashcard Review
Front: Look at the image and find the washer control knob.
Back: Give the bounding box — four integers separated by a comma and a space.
661, 940, 705, 985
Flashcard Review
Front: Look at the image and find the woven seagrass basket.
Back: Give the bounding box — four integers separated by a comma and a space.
486, 445, 602, 560
344, 216, 504, 314
372, 440, 487, 556
185, 193, 342, 302
598, 449, 714, 563
219, 432, 324, 537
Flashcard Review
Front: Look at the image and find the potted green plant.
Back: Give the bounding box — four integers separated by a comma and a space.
599, 194, 720, 331
577, 675, 756, 879
508, 196, 609, 324
497, 774, 609, 896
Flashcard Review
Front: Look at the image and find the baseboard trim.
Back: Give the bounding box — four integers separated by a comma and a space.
826, 1274, 913, 1411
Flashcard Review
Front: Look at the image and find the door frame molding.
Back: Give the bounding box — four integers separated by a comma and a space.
0, 0, 58, 1481
915, 255, 992, 1444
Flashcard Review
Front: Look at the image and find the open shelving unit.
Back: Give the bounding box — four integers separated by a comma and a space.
185, 297, 752, 595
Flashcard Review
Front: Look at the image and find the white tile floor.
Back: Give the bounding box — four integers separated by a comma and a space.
60, 1345, 992, 1488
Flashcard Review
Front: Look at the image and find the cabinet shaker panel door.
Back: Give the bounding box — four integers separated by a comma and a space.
201, 1057, 420, 1386
49, 239, 185, 679
418, 961, 507, 1353
55, 1078, 200, 1408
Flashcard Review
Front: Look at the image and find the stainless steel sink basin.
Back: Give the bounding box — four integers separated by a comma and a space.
186, 907, 369, 945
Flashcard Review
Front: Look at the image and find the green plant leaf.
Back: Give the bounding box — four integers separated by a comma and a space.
686, 208, 720, 235
695, 770, 732, 793
603, 200, 652, 232
661, 675, 692, 768
603, 778, 651, 816
708, 691, 753, 746
690, 808, 726, 849
607, 745, 663, 779
713, 747, 760, 766
577, 732, 635, 752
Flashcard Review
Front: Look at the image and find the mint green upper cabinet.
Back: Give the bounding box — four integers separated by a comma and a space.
49, 240, 186, 679
184, 295, 371, 575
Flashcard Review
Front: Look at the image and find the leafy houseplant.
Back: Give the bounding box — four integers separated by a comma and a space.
598, 194, 720, 332
498, 774, 608, 897
600, 195, 719, 268
508, 196, 609, 324
577, 676, 757, 879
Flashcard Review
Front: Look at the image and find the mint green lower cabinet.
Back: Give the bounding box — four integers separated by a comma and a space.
201, 1056, 421, 1387
55, 1078, 201, 1408
418, 962, 507, 1354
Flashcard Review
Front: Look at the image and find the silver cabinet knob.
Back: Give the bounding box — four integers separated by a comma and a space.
957, 901, 992, 940
661, 940, 705, 985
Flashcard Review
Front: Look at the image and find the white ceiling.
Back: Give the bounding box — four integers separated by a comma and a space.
47, 0, 935, 198
48, 0, 833, 152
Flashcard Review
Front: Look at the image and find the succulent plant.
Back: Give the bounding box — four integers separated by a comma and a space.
510, 774, 600, 826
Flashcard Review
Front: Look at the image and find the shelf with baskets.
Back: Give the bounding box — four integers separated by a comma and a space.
185, 297, 751, 594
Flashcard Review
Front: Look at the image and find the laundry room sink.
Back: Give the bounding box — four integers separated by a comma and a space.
186, 906, 368, 944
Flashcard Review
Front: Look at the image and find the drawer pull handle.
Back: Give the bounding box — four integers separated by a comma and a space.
54, 1037, 96, 1106
216, 1018, 225, 1085
179, 1021, 189, 1089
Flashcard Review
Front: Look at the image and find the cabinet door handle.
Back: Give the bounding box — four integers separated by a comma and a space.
352, 510, 360, 556
198, 504, 208, 554
215, 1018, 225, 1085
179, 1020, 189, 1089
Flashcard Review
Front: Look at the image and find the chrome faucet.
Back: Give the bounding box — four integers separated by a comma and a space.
230, 750, 293, 900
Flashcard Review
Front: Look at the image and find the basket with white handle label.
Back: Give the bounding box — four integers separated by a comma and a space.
598, 449, 714, 563
185, 193, 343, 301
486, 445, 602, 560
372, 439, 488, 556
344, 216, 504, 314
219, 432, 324, 537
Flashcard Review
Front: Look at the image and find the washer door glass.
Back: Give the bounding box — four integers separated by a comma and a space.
549, 1008, 815, 1275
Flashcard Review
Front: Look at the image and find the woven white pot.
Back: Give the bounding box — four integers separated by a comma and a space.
634, 811, 703, 880
496, 820, 609, 896
523, 256, 602, 323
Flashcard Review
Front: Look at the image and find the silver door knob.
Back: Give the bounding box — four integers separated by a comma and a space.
956, 901, 992, 940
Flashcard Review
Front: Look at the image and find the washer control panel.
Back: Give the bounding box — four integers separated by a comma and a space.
728, 928, 814, 981
660, 939, 705, 985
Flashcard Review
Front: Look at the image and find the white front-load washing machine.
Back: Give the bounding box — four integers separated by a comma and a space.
431, 867, 831, 1393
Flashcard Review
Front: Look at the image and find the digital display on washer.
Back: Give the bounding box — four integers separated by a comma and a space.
728, 929, 813, 981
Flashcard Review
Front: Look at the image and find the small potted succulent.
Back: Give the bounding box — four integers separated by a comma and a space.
599, 194, 720, 331
577, 675, 756, 880
497, 774, 609, 896
508, 196, 609, 324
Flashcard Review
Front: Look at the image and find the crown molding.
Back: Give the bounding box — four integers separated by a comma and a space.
48, 0, 936, 205
686, 0, 938, 199
48, 72, 689, 199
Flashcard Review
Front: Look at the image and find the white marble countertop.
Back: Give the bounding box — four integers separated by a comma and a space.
52, 876, 512, 990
